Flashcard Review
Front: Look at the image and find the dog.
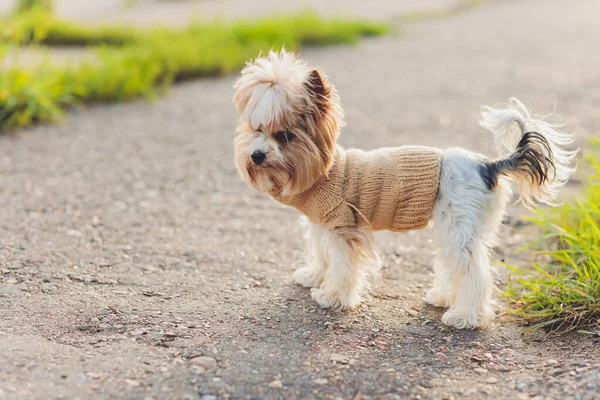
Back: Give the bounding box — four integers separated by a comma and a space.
232, 49, 576, 329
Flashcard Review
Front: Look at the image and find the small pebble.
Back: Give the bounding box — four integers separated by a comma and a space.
416, 386, 428, 394
330, 353, 350, 364
189, 356, 217, 371
268, 379, 283, 389
473, 367, 488, 374
486, 377, 498, 384
546, 359, 559, 366
191, 366, 206, 375
373, 340, 390, 350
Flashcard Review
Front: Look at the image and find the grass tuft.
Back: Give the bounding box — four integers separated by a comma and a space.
1, 8, 140, 46
504, 141, 600, 335
0, 11, 387, 130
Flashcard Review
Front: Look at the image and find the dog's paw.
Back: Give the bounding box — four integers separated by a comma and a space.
310, 287, 363, 309
424, 288, 451, 308
293, 266, 324, 288
441, 308, 495, 330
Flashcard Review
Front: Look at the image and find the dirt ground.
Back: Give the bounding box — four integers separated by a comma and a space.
1, 0, 600, 399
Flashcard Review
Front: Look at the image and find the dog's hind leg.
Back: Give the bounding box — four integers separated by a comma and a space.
427, 148, 504, 329
440, 239, 495, 329
425, 254, 461, 309
293, 217, 329, 288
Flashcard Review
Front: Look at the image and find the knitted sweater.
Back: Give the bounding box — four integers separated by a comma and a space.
271, 145, 442, 232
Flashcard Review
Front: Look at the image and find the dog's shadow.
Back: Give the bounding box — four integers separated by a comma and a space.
241, 282, 490, 363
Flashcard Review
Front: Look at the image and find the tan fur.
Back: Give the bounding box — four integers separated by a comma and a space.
233, 50, 342, 197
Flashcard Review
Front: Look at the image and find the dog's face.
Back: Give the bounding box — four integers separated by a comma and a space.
233, 50, 343, 197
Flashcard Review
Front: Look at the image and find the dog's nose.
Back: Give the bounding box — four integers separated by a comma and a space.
251, 151, 266, 165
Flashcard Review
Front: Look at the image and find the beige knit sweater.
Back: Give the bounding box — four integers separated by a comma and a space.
271, 145, 442, 232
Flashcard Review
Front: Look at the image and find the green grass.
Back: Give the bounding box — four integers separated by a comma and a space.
0, 11, 387, 129
504, 141, 600, 335
15, 0, 52, 14
1, 8, 140, 46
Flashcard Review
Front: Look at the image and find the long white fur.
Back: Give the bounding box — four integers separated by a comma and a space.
294, 217, 381, 309
233, 51, 577, 329
426, 149, 513, 328
293, 216, 328, 289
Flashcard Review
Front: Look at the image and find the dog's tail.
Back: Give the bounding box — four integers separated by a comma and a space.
478, 98, 577, 208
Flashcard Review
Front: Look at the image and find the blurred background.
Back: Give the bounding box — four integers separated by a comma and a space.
0, 0, 453, 23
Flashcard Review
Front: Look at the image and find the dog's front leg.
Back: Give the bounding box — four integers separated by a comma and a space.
310, 226, 381, 309
293, 217, 329, 288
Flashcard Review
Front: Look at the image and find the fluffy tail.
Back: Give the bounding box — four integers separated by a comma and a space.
478, 98, 577, 208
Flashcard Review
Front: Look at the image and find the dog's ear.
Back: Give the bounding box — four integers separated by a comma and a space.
305, 69, 332, 113
303, 69, 340, 174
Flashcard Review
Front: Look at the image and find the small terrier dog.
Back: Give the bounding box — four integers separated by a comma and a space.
232, 50, 576, 329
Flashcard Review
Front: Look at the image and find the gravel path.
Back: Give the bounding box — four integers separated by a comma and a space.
1, 1, 600, 399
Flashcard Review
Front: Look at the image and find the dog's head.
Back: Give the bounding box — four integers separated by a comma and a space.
233, 49, 343, 197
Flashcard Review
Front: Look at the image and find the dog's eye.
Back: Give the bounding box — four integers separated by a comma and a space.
274, 131, 295, 143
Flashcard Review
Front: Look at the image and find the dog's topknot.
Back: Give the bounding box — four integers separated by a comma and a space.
233, 49, 310, 128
